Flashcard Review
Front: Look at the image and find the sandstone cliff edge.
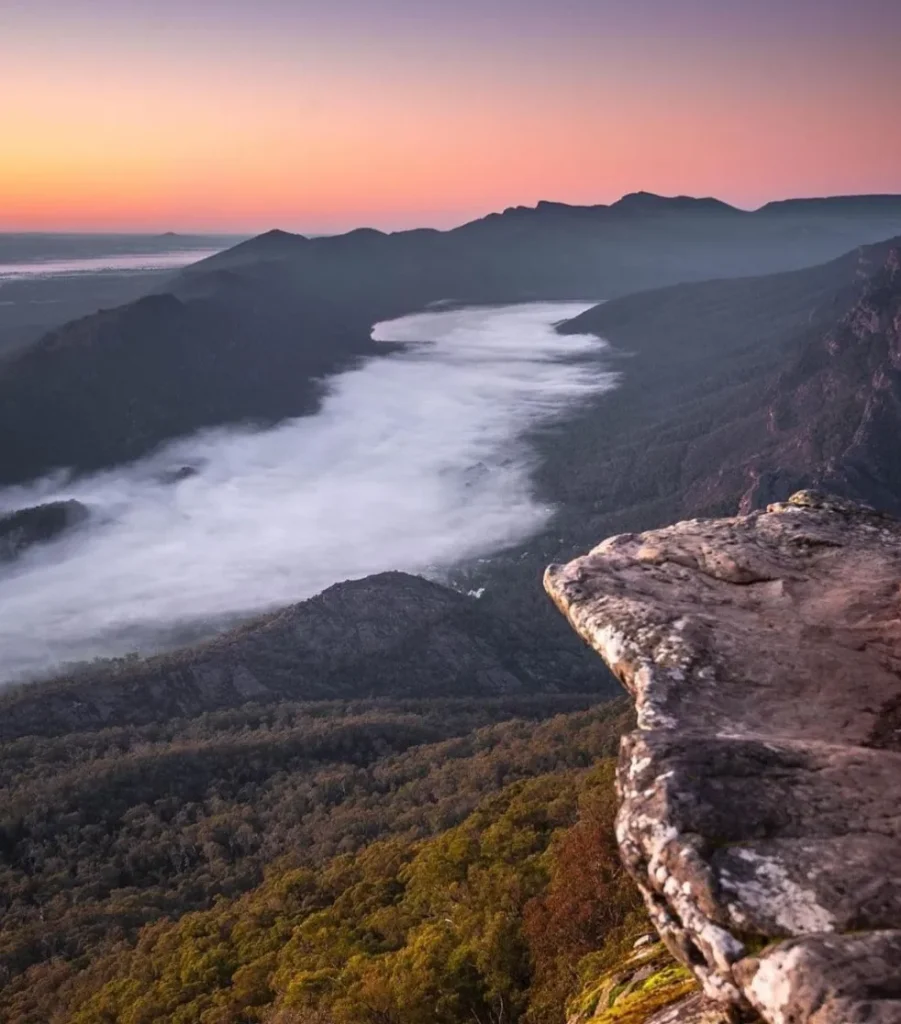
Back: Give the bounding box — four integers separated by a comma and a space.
546, 491, 901, 1024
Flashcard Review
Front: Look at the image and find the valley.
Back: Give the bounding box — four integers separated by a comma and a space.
8, 1, 901, 1017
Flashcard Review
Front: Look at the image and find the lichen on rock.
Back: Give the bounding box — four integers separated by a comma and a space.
546, 491, 901, 1024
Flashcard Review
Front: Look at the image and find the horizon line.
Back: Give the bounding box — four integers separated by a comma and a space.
4, 189, 901, 237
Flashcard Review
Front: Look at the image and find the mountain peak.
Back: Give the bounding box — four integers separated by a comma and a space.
254, 228, 305, 244
179, 227, 308, 271
614, 190, 667, 206
612, 191, 741, 214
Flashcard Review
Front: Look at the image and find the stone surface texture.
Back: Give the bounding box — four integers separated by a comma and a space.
545, 491, 901, 1024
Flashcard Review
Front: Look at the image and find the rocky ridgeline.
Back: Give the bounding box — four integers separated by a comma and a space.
546, 491, 901, 1024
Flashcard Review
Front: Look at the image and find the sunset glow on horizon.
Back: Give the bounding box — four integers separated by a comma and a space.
3, 0, 900, 233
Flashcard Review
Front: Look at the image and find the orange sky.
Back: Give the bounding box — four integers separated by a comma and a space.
3, 1, 900, 232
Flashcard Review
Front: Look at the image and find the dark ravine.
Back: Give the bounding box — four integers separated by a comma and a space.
545, 491, 901, 1024
3, 194, 901, 486
0, 570, 616, 742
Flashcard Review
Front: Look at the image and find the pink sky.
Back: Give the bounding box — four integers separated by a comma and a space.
3, 0, 900, 231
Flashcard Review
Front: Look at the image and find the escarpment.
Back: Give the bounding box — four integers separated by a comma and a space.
545, 491, 901, 1024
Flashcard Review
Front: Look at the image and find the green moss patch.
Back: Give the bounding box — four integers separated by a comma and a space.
567, 942, 698, 1024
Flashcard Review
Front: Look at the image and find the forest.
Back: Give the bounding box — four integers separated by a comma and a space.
0, 693, 662, 1023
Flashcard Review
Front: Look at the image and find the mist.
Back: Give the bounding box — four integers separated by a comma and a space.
0, 302, 615, 683
0, 248, 222, 280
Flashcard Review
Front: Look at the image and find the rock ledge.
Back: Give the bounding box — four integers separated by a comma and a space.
545, 491, 901, 1024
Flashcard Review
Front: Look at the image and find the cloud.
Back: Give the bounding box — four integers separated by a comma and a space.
0, 301, 614, 682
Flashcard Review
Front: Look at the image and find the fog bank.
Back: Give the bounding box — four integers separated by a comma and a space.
0, 248, 221, 280
0, 302, 615, 682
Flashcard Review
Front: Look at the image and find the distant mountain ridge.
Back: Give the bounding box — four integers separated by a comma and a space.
3, 192, 901, 486
757, 193, 901, 214
209, 191, 901, 256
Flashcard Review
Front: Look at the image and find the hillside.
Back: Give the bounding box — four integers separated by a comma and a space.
0, 695, 636, 1023
0, 571, 615, 741
0, 234, 247, 356
2, 194, 901, 485
553, 235, 901, 519
446, 236, 901, 660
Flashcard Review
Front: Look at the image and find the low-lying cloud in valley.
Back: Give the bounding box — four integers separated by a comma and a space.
0, 249, 223, 280
0, 302, 615, 683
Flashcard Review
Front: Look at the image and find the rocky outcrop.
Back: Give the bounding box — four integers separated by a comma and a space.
0, 499, 89, 561
545, 491, 901, 1023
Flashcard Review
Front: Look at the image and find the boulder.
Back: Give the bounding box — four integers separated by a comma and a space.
545, 491, 901, 1024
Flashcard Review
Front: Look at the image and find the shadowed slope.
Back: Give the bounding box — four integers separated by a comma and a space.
0, 571, 616, 741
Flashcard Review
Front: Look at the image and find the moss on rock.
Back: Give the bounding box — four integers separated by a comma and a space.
566, 941, 698, 1024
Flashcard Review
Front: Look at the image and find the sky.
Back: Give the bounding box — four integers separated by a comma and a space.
2, 0, 901, 232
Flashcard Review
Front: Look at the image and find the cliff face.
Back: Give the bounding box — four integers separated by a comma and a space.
551, 239, 901, 532
545, 492, 901, 1024
732, 243, 901, 514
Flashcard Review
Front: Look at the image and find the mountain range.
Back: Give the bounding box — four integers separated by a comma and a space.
4, 194, 901, 708
2, 192, 901, 485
